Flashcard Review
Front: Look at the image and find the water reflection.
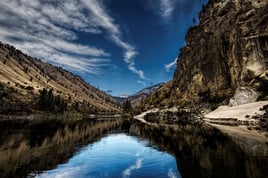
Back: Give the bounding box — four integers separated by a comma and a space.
33, 133, 179, 178
127, 120, 268, 178
0, 118, 122, 178
0, 118, 267, 178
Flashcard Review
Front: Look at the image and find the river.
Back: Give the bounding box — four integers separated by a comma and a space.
0, 118, 267, 178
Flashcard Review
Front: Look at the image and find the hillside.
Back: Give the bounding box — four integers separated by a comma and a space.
0, 42, 120, 114
137, 81, 173, 111
140, 0, 268, 110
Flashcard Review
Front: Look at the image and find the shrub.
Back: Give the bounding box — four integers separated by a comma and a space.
25, 86, 34, 90
38, 88, 67, 113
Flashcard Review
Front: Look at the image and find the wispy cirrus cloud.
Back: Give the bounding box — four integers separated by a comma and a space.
81, 0, 145, 80
0, 0, 145, 79
80, 0, 120, 36
165, 58, 178, 72
148, 0, 184, 22
160, 0, 176, 19
0, 0, 110, 75
138, 80, 146, 86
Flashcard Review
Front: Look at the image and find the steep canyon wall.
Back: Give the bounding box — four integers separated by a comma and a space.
172, 0, 268, 104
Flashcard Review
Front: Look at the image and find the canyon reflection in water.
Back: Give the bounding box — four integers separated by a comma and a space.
34, 133, 179, 178
0, 118, 267, 178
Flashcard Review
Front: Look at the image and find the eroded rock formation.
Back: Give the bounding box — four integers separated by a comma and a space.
172, 0, 268, 104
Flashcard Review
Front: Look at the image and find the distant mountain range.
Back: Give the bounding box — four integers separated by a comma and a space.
114, 83, 164, 108
0, 42, 120, 114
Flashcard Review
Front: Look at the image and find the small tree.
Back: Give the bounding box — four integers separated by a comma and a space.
193, 18, 196, 26
123, 99, 132, 113
39, 88, 48, 111
38, 88, 67, 113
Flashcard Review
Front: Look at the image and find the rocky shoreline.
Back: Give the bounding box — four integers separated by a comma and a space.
0, 112, 84, 121
134, 101, 268, 144
137, 101, 268, 125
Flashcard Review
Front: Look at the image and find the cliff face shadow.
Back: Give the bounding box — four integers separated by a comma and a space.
126, 120, 268, 178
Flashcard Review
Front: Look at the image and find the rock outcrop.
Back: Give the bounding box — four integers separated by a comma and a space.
229, 87, 260, 106
172, 0, 268, 104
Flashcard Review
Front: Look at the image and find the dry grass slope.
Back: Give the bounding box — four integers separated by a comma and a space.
0, 42, 121, 114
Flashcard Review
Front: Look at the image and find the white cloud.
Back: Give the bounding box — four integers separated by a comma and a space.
81, 0, 120, 36
0, 0, 146, 78
6, 39, 110, 75
138, 80, 146, 86
0, 0, 111, 75
119, 94, 130, 98
110, 35, 143, 79
124, 50, 138, 63
45, 39, 109, 57
129, 63, 146, 79
165, 58, 178, 72
81, 0, 146, 79
122, 159, 143, 178
160, 0, 175, 19
148, 0, 183, 22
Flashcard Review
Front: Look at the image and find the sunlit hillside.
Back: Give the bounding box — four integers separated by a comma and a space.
0, 42, 121, 114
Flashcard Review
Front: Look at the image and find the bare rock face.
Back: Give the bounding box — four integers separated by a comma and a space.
229, 87, 260, 106
172, 0, 268, 104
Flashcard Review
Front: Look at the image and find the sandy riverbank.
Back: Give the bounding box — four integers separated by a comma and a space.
204, 101, 268, 154
205, 101, 268, 121
133, 108, 159, 125
203, 101, 268, 139
134, 102, 268, 156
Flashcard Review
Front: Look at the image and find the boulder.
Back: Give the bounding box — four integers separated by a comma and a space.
229, 87, 260, 106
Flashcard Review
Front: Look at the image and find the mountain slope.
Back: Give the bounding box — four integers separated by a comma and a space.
114, 83, 164, 108
128, 83, 164, 108
140, 0, 268, 109
137, 81, 173, 111
0, 42, 120, 114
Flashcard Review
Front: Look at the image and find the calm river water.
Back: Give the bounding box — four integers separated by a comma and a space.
0, 118, 267, 178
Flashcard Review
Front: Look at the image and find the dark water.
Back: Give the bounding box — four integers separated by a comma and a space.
0, 118, 267, 178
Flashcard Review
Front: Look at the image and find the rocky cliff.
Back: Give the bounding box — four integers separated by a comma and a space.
172, 0, 268, 105
0, 42, 120, 114
138, 0, 268, 110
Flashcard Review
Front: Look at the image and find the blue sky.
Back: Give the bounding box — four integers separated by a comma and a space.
0, 0, 208, 96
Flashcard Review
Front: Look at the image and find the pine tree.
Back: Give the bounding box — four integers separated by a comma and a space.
38, 88, 67, 113
123, 99, 132, 112
39, 88, 48, 111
